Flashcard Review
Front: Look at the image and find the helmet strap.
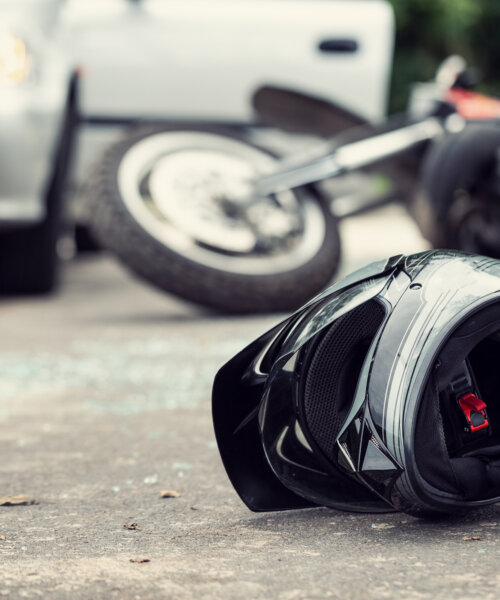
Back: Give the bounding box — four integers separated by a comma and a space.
441, 360, 491, 456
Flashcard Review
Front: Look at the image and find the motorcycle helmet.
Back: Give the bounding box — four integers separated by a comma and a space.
212, 250, 500, 516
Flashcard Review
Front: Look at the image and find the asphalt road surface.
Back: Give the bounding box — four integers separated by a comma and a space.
0, 206, 499, 599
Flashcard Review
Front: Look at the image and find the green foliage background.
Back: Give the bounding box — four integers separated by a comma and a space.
388, 0, 500, 112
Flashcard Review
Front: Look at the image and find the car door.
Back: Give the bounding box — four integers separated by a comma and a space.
60, 0, 394, 122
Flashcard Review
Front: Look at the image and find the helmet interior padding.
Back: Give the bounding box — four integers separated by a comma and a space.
415, 302, 500, 501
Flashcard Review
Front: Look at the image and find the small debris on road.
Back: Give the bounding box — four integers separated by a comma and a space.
144, 474, 159, 485
172, 463, 193, 471
0, 535, 5, 540
123, 522, 141, 530
0, 494, 38, 507
129, 558, 150, 564
462, 535, 482, 542
160, 490, 180, 498
371, 523, 395, 530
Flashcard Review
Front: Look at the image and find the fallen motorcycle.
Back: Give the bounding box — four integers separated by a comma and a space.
88, 57, 500, 313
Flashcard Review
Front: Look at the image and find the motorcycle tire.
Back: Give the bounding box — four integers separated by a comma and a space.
417, 123, 500, 257
88, 126, 341, 313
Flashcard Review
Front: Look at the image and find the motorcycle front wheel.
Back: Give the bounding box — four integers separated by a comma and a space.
89, 126, 341, 313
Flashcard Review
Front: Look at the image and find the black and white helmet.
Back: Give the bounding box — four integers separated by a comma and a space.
212, 251, 500, 516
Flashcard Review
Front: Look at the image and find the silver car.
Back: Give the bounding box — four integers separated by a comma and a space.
0, 0, 77, 294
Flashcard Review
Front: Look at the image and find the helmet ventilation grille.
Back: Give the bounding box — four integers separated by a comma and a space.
303, 300, 385, 462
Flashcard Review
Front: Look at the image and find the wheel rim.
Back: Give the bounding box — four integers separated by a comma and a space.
117, 131, 327, 275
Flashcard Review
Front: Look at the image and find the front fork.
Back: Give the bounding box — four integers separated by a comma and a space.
251, 117, 456, 216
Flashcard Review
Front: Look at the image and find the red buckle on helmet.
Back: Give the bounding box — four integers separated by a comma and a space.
458, 393, 489, 432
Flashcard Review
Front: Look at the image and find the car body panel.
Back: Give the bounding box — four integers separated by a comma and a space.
0, 0, 75, 227
60, 0, 394, 123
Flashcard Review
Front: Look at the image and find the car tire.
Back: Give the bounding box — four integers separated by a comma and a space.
74, 224, 101, 254
0, 200, 61, 295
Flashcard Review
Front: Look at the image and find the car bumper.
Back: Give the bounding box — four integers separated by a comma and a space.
0, 70, 76, 228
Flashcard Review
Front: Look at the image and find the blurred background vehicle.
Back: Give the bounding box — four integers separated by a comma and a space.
0, 0, 78, 294
63, 0, 394, 123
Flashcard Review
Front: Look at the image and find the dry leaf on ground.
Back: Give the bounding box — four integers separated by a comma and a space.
160, 490, 180, 498
123, 522, 141, 530
130, 558, 150, 564
0, 494, 38, 507
0, 535, 5, 540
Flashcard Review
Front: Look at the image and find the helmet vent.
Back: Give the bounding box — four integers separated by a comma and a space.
302, 300, 385, 463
